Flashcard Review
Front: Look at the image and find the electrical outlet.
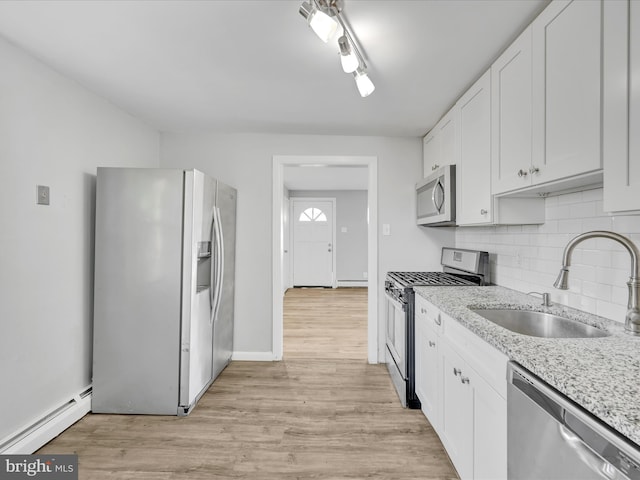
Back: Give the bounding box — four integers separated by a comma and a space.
36, 185, 50, 205
383, 224, 391, 236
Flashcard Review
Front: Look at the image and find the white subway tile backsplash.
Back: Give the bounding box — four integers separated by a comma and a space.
582, 216, 613, 231
570, 202, 597, 219
454, 187, 640, 323
558, 219, 583, 234
538, 220, 559, 234
612, 215, 640, 233
611, 286, 628, 305
557, 191, 583, 205
582, 188, 603, 202
582, 281, 612, 301
596, 300, 626, 324
595, 266, 629, 286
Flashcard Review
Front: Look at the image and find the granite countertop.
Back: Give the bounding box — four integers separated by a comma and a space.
414, 285, 640, 446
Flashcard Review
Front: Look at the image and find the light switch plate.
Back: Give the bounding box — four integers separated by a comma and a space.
341, 227, 348, 233
383, 224, 391, 236
37, 185, 50, 205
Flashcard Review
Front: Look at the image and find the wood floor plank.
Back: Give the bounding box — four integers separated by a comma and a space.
37, 287, 458, 479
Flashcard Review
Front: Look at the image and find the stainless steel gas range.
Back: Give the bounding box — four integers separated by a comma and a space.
384, 247, 490, 408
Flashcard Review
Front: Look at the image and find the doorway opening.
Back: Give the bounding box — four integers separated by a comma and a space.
272, 156, 378, 363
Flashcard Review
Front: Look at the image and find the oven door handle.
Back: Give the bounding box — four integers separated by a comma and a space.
385, 292, 406, 312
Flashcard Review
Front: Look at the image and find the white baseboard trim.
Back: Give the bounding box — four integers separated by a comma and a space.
336, 281, 368, 287
231, 351, 276, 361
0, 386, 92, 454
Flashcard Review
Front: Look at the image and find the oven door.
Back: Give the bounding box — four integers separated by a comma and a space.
385, 291, 407, 379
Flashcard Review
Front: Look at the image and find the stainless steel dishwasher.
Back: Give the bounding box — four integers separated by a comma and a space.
508, 362, 640, 480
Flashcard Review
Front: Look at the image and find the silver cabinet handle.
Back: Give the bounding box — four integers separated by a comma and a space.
434, 314, 442, 326
480, 209, 487, 215
453, 368, 462, 376
529, 166, 540, 175
461, 376, 470, 384
428, 341, 436, 347
432, 164, 440, 171
518, 169, 528, 177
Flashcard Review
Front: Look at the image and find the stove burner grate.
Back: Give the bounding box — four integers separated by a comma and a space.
387, 271, 477, 287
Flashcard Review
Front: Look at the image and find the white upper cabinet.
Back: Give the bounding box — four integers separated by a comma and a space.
423, 105, 459, 177
490, 0, 603, 196
603, 0, 640, 212
531, 0, 602, 184
491, 26, 533, 195
457, 70, 492, 225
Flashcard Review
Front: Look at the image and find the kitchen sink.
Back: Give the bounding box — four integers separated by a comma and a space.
470, 309, 610, 338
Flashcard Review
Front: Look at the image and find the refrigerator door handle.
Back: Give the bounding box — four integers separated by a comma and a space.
208, 207, 216, 316
212, 206, 224, 324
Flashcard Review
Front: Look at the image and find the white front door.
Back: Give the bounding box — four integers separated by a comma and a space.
292, 199, 334, 287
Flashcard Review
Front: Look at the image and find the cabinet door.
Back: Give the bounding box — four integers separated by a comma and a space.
440, 340, 473, 480
491, 26, 533, 194
532, 0, 602, 184
421, 324, 441, 433
472, 369, 507, 480
457, 70, 492, 225
423, 131, 438, 177
438, 107, 458, 168
603, 0, 640, 212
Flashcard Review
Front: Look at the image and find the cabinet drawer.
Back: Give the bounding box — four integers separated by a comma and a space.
443, 313, 508, 399
415, 294, 443, 335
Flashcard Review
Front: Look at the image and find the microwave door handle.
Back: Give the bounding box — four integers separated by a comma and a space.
432, 179, 445, 213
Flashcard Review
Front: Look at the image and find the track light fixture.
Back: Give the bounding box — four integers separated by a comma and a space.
299, 0, 375, 97
299, 1, 338, 43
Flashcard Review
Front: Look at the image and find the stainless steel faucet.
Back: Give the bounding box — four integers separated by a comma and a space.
554, 230, 640, 335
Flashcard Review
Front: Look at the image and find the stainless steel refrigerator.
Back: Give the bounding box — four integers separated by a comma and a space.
92, 168, 236, 415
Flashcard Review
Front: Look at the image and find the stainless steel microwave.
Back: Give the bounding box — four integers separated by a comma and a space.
416, 164, 456, 226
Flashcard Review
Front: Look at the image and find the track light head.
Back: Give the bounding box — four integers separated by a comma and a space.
338, 36, 359, 73
354, 67, 375, 97
299, 1, 338, 43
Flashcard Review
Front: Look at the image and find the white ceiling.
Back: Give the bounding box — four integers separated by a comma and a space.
0, 0, 549, 137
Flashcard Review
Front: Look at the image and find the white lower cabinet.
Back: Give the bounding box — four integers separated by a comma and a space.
415, 296, 507, 480
440, 340, 474, 479
415, 296, 442, 432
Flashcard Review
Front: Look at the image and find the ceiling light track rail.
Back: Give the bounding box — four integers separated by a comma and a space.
299, 0, 375, 97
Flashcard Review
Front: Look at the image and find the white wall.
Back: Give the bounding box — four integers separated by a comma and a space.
289, 190, 368, 282
161, 133, 455, 355
0, 36, 159, 444
456, 188, 640, 323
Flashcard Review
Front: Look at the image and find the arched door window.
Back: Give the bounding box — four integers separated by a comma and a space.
298, 207, 327, 222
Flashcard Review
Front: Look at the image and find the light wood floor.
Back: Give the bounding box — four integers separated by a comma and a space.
38, 287, 458, 479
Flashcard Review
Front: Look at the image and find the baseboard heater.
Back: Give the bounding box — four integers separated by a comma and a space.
0, 386, 92, 454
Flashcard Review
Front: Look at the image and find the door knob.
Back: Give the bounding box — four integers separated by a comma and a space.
529, 166, 540, 175
432, 164, 440, 171
453, 367, 462, 376
518, 169, 528, 178
480, 209, 487, 215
